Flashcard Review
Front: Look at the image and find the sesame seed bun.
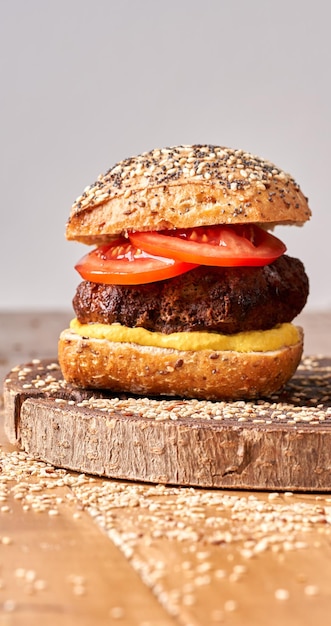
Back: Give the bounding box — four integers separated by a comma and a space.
66, 145, 311, 244
58, 328, 303, 401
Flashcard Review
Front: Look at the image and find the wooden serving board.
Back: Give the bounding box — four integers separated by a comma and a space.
3, 356, 331, 491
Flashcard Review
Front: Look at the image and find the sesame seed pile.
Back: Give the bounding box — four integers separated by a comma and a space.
0, 440, 329, 622
72, 480, 329, 619
72, 145, 301, 213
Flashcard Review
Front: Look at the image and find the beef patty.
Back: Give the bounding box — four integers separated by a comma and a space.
73, 255, 309, 335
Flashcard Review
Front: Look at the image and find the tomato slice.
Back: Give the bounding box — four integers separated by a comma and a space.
75, 237, 197, 285
129, 224, 286, 267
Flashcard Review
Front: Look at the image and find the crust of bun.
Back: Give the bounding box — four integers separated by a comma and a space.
58, 328, 303, 400
66, 145, 311, 244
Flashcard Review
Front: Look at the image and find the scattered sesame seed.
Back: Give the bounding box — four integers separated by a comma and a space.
182, 594, 196, 606
34, 579, 47, 591
215, 569, 227, 579
274, 588, 290, 601
73, 584, 86, 596
304, 584, 319, 596
1, 536, 12, 545
194, 574, 212, 586
2, 600, 16, 612
25, 569, 37, 582
109, 606, 125, 619
224, 599, 238, 612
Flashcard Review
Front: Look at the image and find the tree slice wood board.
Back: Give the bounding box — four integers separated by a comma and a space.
3, 356, 331, 491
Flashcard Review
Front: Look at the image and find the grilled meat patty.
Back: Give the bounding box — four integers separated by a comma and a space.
73, 255, 309, 335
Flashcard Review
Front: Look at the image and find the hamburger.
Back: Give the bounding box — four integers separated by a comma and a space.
58, 144, 310, 400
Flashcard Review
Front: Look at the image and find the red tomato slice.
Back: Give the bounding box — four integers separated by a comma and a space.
129, 224, 287, 267
75, 237, 197, 285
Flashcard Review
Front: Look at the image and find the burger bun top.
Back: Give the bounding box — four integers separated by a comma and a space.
66, 145, 311, 244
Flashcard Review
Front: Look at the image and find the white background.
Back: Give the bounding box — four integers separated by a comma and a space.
1, 0, 330, 311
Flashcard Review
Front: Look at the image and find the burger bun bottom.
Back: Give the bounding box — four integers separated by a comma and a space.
58, 328, 303, 401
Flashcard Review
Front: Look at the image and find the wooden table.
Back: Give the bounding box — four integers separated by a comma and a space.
1, 311, 331, 625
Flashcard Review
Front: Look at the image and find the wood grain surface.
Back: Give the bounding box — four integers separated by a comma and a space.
1, 311, 331, 625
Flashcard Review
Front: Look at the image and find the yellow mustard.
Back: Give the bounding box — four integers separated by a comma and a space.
70, 318, 300, 353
